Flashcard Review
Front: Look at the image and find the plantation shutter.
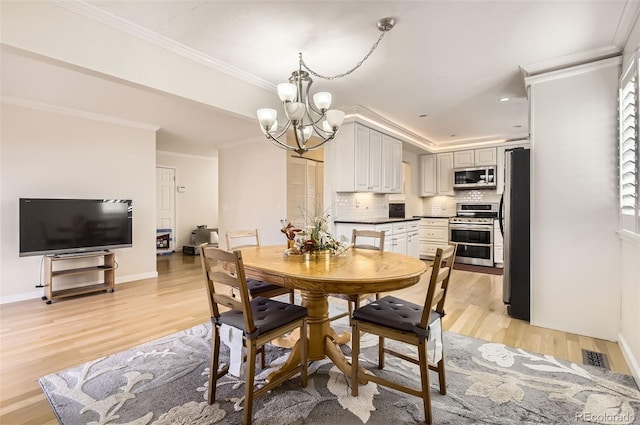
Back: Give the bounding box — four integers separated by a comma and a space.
619, 61, 640, 233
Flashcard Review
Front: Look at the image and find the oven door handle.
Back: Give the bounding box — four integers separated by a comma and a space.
450, 225, 493, 231
453, 241, 493, 247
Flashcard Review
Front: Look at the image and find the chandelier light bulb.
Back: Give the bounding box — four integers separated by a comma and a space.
325, 110, 346, 129
277, 83, 297, 102
256, 108, 277, 129
284, 102, 305, 121
298, 125, 313, 141
313, 92, 332, 111
261, 119, 278, 134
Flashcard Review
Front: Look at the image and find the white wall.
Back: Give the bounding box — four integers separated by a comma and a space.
619, 14, 640, 384
527, 58, 621, 341
156, 151, 218, 249
0, 103, 158, 303
218, 140, 287, 249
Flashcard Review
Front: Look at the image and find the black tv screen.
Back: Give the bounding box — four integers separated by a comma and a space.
19, 198, 133, 257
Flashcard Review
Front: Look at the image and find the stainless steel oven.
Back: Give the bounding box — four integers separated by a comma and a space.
449, 203, 497, 267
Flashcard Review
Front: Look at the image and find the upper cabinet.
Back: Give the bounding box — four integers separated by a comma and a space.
420, 154, 436, 196
436, 153, 455, 195
420, 153, 454, 197
334, 122, 402, 193
453, 147, 497, 168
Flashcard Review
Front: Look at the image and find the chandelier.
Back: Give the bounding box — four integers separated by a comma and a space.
256, 17, 396, 156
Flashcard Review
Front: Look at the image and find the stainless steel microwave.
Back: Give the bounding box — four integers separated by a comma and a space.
453, 166, 497, 189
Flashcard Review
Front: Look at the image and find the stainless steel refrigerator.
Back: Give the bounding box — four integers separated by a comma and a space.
499, 148, 530, 321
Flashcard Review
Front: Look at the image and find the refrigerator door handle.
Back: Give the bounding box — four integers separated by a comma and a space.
499, 193, 505, 238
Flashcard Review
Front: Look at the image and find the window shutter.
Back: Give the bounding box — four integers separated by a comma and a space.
619, 63, 640, 233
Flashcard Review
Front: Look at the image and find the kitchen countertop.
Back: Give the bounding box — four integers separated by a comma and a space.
333, 217, 421, 225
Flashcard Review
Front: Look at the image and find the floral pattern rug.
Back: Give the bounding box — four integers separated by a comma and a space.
39, 322, 640, 424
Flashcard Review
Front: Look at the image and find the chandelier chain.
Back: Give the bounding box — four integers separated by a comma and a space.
299, 31, 388, 81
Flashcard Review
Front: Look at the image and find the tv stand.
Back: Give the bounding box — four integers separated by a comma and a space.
42, 251, 115, 304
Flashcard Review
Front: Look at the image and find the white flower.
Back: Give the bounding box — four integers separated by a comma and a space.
479, 343, 516, 367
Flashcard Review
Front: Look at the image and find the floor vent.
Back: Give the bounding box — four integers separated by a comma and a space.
581, 349, 610, 370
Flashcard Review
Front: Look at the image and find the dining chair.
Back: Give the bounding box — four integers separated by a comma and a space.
329, 229, 385, 322
226, 229, 295, 304
200, 244, 308, 425
350, 242, 457, 425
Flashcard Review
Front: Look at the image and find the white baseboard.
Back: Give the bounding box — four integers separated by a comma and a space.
618, 332, 640, 386
0, 289, 44, 304
0, 272, 159, 304
116, 271, 158, 284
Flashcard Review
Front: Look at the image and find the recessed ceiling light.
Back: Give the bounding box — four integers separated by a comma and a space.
513, 124, 523, 128
418, 114, 430, 118
499, 97, 510, 102
450, 134, 456, 137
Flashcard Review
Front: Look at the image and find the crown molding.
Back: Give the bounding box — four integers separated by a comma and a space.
525, 56, 622, 87
1, 96, 161, 131
156, 150, 218, 161
521, 46, 621, 77
50, 0, 275, 92
613, 0, 640, 48
342, 105, 435, 152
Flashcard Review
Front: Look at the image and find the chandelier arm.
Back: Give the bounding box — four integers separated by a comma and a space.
264, 120, 292, 141
299, 30, 387, 80
292, 123, 307, 153
305, 133, 336, 151
264, 132, 296, 152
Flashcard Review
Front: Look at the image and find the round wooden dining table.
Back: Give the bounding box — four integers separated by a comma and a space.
238, 245, 428, 383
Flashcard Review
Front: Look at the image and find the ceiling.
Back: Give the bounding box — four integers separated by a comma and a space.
1, 1, 636, 156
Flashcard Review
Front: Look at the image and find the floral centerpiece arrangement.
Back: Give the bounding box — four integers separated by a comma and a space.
280, 211, 349, 257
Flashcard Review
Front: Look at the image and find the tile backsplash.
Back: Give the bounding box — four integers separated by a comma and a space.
334, 193, 388, 220
422, 190, 501, 216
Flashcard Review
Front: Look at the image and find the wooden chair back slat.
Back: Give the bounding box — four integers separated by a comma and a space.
226, 229, 261, 250
351, 229, 385, 251
200, 244, 256, 335
420, 243, 457, 328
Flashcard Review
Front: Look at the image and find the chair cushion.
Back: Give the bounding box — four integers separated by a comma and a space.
352, 295, 441, 339
246, 278, 288, 296
216, 297, 307, 339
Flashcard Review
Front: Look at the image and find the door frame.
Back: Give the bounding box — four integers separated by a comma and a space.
156, 166, 177, 253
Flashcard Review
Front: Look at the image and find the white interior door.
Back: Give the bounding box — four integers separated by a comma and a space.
156, 167, 176, 252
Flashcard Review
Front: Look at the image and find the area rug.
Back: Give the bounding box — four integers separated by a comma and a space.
39, 323, 639, 425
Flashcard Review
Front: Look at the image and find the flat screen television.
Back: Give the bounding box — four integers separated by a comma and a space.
19, 198, 133, 257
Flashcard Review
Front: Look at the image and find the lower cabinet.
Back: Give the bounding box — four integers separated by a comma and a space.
418, 218, 450, 259
334, 220, 420, 258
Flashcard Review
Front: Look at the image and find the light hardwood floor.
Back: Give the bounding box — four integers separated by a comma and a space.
0, 253, 631, 424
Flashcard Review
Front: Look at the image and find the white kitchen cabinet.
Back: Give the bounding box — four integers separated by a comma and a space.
334, 220, 420, 258
418, 218, 449, 259
406, 221, 420, 258
381, 135, 393, 193
420, 154, 436, 196
390, 136, 403, 193
390, 222, 408, 255
453, 147, 497, 168
453, 150, 475, 168
333, 122, 400, 193
475, 147, 497, 166
496, 142, 530, 194
420, 153, 454, 196
436, 153, 455, 195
